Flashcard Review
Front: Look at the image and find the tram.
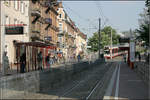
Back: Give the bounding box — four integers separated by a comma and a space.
104, 46, 127, 59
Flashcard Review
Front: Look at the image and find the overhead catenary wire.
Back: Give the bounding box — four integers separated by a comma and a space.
94, 1, 116, 28
63, 3, 98, 33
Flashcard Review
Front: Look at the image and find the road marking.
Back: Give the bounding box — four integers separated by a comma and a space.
103, 64, 118, 99
115, 63, 120, 100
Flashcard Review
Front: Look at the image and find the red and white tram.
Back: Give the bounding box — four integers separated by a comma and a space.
104, 46, 127, 59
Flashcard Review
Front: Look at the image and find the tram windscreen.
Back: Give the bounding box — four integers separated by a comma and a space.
104, 50, 110, 54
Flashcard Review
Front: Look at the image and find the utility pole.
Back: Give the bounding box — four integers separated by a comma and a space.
98, 18, 101, 59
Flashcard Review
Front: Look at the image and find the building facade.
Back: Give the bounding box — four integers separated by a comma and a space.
57, 2, 77, 61
30, 0, 59, 50
1, 0, 30, 64
57, 2, 87, 61
75, 30, 87, 57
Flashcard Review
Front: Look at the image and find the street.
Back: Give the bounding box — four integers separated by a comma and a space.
1, 57, 147, 99
0, 1, 149, 99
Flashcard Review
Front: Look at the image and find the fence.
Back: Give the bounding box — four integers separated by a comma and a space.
134, 61, 149, 85
0, 52, 100, 77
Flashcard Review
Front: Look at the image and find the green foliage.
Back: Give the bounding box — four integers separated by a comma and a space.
88, 33, 99, 52
136, 9, 149, 46
136, 24, 149, 45
88, 26, 120, 52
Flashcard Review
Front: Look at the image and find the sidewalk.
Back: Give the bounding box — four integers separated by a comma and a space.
0, 61, 85, 78
104, 61, 148, 99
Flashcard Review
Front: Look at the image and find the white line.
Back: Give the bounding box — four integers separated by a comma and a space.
86, 80, 101, 100
115, 63, 120, 100
103, 64, 118, 99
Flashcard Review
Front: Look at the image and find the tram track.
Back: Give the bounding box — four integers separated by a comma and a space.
57, 62, 115, 99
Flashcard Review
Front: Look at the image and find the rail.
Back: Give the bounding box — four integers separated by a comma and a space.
56, 62, 112, 99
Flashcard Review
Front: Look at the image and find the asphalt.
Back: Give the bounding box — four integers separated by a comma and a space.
104, 61, 148, 99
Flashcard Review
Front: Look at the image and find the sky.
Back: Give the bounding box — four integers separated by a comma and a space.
62, 1, 145, 38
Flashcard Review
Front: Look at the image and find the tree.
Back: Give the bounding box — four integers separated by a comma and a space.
88, 33, 99, 52
136, 8, 149, 46
88, 26, 120, 52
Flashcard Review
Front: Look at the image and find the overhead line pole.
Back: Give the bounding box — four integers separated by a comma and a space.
98, 18, 101, 59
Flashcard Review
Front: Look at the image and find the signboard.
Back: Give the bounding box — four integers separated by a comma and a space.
44, 36, 52, 41
119, 37, 129, 43
5, 26, 24, 35
130, 41, 135, 62
87, 46, 91, 48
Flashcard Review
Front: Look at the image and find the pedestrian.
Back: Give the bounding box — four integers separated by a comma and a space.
50, 55, 53, 65
46, 54, 50, 68
123, 54, 126, 63
20, 53, 26, 73
37, 51, 43, 70
77, 54, 81, 62
139, 53, 141, 61
3, 52, 10, 75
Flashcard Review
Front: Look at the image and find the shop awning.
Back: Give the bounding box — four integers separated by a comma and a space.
15, 41, 56, 49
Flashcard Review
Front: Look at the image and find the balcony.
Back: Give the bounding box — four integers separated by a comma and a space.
31, 33, 40, 41
57, 31, 65, 37
45, 18, 52, 24
32, 0, 40, 4
38, 17, 45, 23
146, 0, 150, 6
68, 33, 72, 38
51, 25, 59, 32
31, 28, 40, 33
41, 1, 51, 7
59, 43, 65, 48
71, 44, 76, 48
31, 9, 41, 17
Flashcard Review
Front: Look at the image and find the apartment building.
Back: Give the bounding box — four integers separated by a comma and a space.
66, 18, 76, 59
57, 2, 77, 61
30, 0, 59, 49
75, 29, 87, 57
1, 0, 29, 64
57, 2, 68, 59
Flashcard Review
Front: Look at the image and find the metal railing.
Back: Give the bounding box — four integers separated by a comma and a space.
0, 52, 100, 77
134, 61, 149, 85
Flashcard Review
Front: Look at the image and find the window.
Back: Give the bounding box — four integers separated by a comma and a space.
20, 2, 25, 14
59, 14, 62, 18
14, 19, 17, 24
59, 23, 63, 33
58, 37, 62, 43
17, 20, 20, 24
20, 21, 23, 24
5, 16, 10, 25
14, 0, 18, 10
4, 0, 11, 6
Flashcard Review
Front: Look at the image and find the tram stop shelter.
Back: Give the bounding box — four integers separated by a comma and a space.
14, 41, 57, 72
